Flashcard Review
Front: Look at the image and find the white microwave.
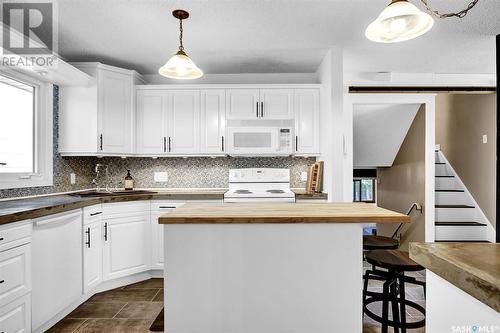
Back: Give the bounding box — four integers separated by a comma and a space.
226, 127, 293, 156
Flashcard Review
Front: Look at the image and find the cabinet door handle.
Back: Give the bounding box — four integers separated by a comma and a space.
295, 136, 298, 151
159, 206, 177, 209
256, 102, 259, 118
168, 137, 172, 152
99, 134, 103, 151
0, 237, 3, 241
221, 136, 224, 152
104, 222, 108, 241
90, 211, 102, 217
261, 102, 264, 118
0, 280, 4, 284
85, 227, 91, 248
163, 136, 166, 153
0, 162, 6, 166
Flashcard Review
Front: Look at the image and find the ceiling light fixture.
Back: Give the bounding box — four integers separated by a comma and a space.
158, 9, 203, 79
366, 0, 480, 43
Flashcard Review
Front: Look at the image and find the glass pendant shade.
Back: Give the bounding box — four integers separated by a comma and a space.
158, 50, 203, 80
365, 0, 434, 43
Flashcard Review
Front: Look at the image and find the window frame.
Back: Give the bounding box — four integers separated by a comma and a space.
353, 178, 376, 203
0, 69, 53, 190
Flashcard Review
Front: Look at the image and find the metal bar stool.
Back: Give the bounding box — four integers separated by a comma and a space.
363, 250, 426, 333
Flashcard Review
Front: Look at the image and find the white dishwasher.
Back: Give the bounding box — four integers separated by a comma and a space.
32, 210, 83, 331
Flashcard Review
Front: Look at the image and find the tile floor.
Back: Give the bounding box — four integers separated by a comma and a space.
49, 264, 426, 333
48, 278, 164, 333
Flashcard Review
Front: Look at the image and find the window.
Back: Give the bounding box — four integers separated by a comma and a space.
0, 76, 35, 173
0, 70, 53, 189
353, 178, 375, 203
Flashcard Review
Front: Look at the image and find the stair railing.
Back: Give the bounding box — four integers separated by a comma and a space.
391, 202, 423, 239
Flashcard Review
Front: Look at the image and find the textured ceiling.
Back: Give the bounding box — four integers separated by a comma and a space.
57, 0, 500, 74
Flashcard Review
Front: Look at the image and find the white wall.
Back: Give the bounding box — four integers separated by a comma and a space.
353, 103, 420, 168
316, 48, 349, 202
144, 73, 319, 85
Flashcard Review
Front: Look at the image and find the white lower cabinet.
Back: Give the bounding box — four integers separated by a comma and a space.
0, 293, 31, 333
151, 202, 184, 270
102, 201, 151, 280
83, 205, 103, 293
0, 220, 31, 333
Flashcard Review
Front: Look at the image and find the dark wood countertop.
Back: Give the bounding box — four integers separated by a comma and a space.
159, 202, 410, 224
0, 189, 227, 225
410, 242, 500, 312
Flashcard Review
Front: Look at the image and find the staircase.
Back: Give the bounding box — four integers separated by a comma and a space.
434, 149, 492, 242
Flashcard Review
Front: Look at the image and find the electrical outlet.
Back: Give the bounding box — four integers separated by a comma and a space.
482, 134, 488, 144
154, 172, 168, 182
300, 171, 308, 182
70, 173, 76, 185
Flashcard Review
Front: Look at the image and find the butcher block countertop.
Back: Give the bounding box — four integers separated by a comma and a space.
410, 242, 500, 312
158, 202, 410, 224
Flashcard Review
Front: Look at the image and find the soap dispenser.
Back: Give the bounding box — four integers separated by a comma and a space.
124, 170, 134, 191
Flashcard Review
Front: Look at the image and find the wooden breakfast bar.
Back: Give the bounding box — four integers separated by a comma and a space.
159, 203, 409, 333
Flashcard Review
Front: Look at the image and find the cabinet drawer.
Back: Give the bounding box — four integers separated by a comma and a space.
103, 201, 150, 216
0, 293, 31, 333
0, 222, 31, 253
150, 201, 184, 211
0, 244, 31, 307
83, 204, 103, 223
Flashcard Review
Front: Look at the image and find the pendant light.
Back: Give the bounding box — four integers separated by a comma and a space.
365, 0, 434, 43
159, 10, 203, 79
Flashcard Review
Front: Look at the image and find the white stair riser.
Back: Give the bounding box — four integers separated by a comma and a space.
435, 164, 452, 176
435, 192, 470, 206
435, 208, 476, 221
435, 177, 459, 190
435, 225, 487, 241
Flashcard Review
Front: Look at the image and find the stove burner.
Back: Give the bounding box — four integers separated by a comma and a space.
266, 189, 285, 194
235, 190, 252, 194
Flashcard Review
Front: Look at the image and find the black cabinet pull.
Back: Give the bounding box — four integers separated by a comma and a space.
0, 237, 3, 241
104, 222, 108, 241
99, 134, 103, 150
90, 211, 102, 217
0, 162, 6, 166
163, 136, 167, 152
85, 227, 91, 248
295, 136, 298, 151
0, 280, 4, 284
168, 137, 172, 152
159, 206, 176, 209
261, 101, 264, 118
221, 136, 224, 152
256, 102, 259, 118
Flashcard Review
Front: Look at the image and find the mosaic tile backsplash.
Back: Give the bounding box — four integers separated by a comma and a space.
0, 86, 315, 199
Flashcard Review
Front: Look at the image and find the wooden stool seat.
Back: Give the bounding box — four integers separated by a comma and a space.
365, 250, 423, 272
363, 235, 399, 250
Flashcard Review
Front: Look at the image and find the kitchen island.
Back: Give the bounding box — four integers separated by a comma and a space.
159, 202, 409, 333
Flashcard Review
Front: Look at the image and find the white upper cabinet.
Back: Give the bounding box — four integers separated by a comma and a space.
168, 90, 200, 154
98, 70, 132, 153
59, 63, 144, 156
226, 89, 260, 120
294, 89, 320, 155
259, 89, 293, 119
201, 90, 226, 154
136, 90, 168, 154
136, 89, 201, 155
226, 89, 293, 120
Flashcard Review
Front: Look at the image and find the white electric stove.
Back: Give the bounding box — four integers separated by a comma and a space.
224, 168, 296, 203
